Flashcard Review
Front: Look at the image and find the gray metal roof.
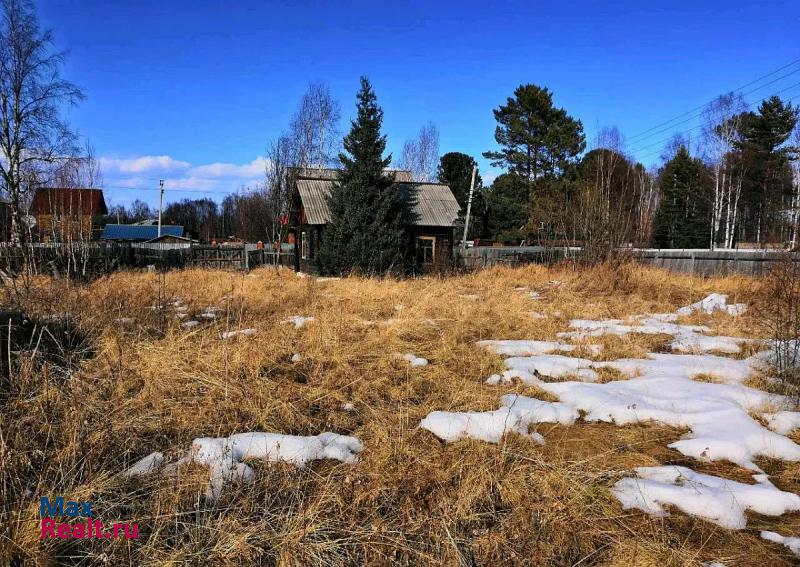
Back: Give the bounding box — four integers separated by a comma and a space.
297, 179, 461, 227
296, 168, 413, 183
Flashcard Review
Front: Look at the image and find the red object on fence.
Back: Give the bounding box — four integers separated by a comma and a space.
287, 233, 295, 244
256, 240, 263, 251
279, 213, 288, 226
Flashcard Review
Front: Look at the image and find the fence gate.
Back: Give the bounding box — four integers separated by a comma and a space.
190, 245, 249, 270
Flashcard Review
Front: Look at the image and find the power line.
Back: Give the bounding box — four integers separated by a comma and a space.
626, 58, 800, 144
633, 91, 800, 164
628, 82, 800, 161
626, 68, 800, 151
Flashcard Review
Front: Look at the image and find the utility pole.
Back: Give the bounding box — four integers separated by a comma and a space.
461, 165, 478, 253
158, 180, 164, 238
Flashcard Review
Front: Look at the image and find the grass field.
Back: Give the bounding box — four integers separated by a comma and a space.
2, 262, 799, 566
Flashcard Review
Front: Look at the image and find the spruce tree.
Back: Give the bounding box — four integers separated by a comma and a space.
652, 147, 712, 248
317, 77, 412, 275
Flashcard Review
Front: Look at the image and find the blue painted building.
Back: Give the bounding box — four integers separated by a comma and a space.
101, 224, 185, 242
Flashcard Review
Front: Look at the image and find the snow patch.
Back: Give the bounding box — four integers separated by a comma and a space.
763, 411, 800, 435
397, 353, 429, 368
420, 394, 577, 444
182, 320, 200, 329
559, 317, 750, 354
676, 293, 747, 316
124, 452, 165, 477
190, 432, 362, 499
478, 339, 601, 357
220, 328, 257, 339
284, 316, 315, 329
612, 465, 800, 529
761, 531, 800, 557
505, 354, 599, 381
538, 370, 798, 469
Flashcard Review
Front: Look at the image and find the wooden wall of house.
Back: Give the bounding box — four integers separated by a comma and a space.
35, 214, 102, 242
412, 226, 454, 273
293, 224, 455, 273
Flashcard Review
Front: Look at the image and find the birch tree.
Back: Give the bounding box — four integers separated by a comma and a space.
399, 122, 440, 182
0, 0, 84, 244
791, 123, 800, 248
289, 81, 341, 169
701, 93, 747, 248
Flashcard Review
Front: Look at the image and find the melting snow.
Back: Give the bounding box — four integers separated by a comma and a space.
420, 394, 578, 444
537, 370, 799, 469
290, 353, 302, 363
601, 353, 758, 385
557, 293, 751, 354
182, 320, 200, 329
676, 293, 747, 316
190, 432, 362, 499
478, 339, 601, 357
398, 353, 428, 367
763, 411, 800, 435
499, 354, 598, 382
220, 328, 257, 339
284, 316, 315, 329
124, 451, 165, 477
558, 317, 750, 354
612, 465, 800, 529
761, 531, 800, 556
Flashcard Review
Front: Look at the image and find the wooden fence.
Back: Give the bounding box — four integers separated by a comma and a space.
457, 246, 799, 276
630, 248, 799, 276
0, 242, 297, 276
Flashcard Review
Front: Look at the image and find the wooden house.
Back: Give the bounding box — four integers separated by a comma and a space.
290, 169, 461, 272
30, 188, 108, 242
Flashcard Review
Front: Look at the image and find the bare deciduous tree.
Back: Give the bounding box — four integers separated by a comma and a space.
290, 81, 341, 169
0, 0, 84, 244
399, 122, 440, 182
264, 135, 295, 265
49, 141, 103, 189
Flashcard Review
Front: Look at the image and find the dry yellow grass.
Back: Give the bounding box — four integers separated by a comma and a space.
1, 262, 798, 566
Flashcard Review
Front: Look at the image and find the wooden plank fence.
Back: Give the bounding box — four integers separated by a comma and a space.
457, 246, 799, 276
0, 242, 297, 276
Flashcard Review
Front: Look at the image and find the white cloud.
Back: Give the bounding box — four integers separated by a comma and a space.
100, 155, 191, 174
100, 154, 267, 206
189, 157, 266, 179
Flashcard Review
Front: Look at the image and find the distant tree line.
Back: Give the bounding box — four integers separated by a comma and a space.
470, 84, 799, 252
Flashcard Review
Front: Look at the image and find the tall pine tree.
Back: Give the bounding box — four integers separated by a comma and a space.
652, 146, 712, 248
317, 78, 413, 275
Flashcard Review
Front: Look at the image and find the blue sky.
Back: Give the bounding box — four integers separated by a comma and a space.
39, 0, 800, 208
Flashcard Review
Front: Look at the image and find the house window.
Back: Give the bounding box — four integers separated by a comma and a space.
416, 236, 435, 265
301, 231, 308, 260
